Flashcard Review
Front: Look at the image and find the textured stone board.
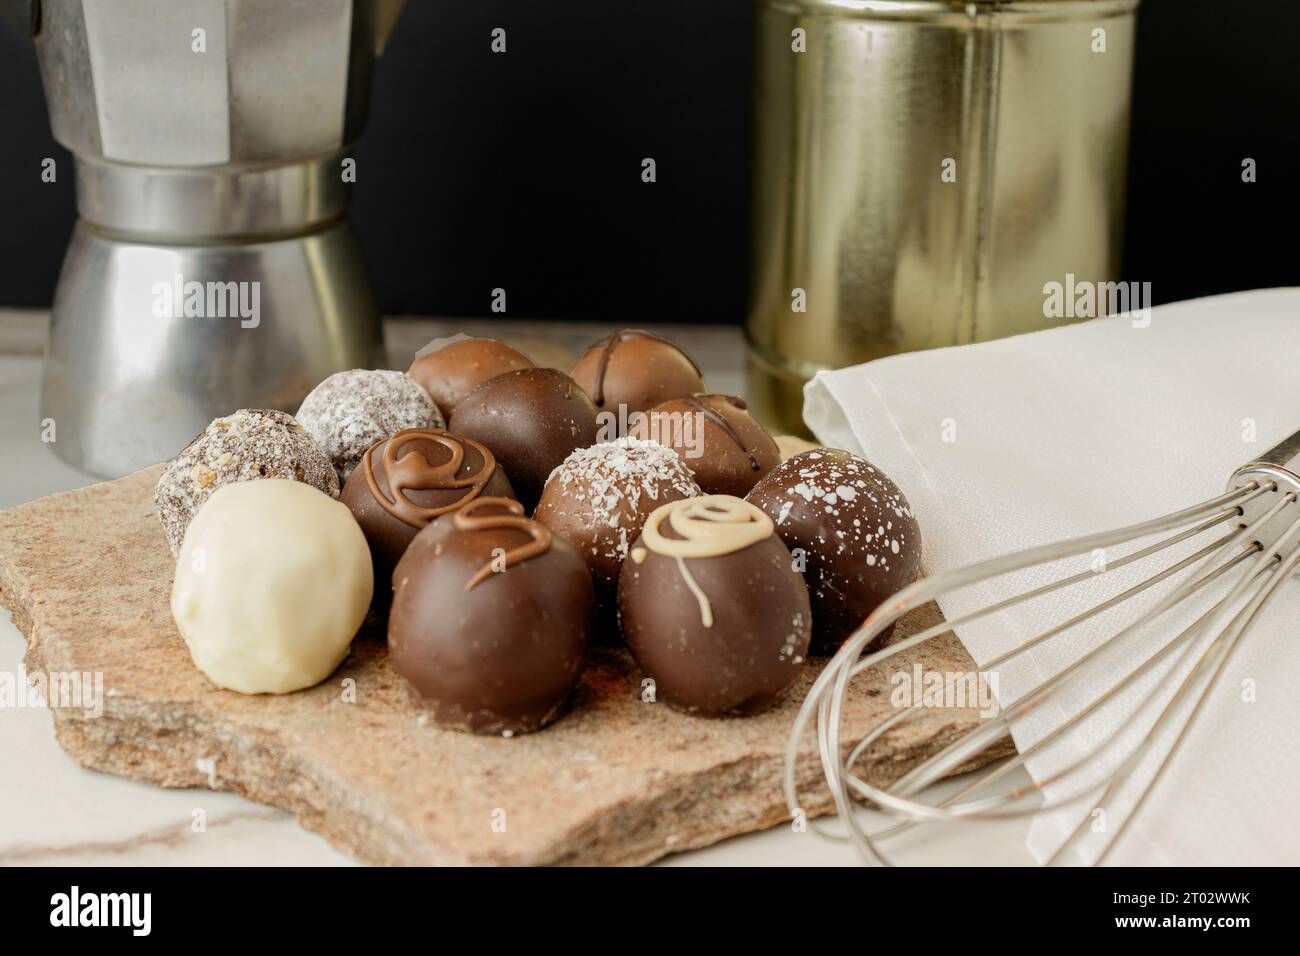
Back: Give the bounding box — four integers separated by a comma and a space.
0, 468, 1009, 865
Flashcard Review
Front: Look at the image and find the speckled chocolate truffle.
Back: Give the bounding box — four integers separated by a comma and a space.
407, 337, 535, 414
570, 329, 706, 426
618, 496, 811, 716
630, 394, 780, 498
340, 428, 515, 600
155, 408, 338, 556
449, 367, 600, 511
297, 369, 444, 482
534, 437, 700, 607
389, 497, 595, 735
746, 449, 921, 654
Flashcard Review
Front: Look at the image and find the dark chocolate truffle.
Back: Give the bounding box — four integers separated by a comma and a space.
341, 428, 515, 598
407, 337, 535, 414
618, 495, 811, 716
297, 369, 444, 482
570, 329, 706, 427
389, 497, 595, 734
630, 394, 780, 498
746, 448, 921, 654
534, 437, 700, 607
155, 408, 338, 556
448, 367, 600, 510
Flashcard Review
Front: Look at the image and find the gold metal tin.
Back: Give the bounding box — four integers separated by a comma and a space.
747, 0, 1139, 434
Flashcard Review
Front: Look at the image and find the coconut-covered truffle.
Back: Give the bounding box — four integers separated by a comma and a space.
746, 448, 921, 654
534, 437, 701, 606
154, 408, 338, 556
297, 369, 444, 481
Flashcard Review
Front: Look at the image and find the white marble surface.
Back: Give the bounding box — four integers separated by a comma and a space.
0, 321, 1032, 866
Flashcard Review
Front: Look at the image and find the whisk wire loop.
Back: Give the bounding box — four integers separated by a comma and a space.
785, 475, 1300, 865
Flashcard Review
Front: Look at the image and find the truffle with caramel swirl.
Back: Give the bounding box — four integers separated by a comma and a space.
389, 497, 595, 734
618, 495, 811, 716
340, 428, 514, 601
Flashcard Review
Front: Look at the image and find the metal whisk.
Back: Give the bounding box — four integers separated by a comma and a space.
785, 429, 1300, 865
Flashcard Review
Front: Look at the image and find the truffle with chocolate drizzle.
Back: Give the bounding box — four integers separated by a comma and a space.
340, 428, 514, 602
618, 495, 811, 716
570, 329, 706, 425
388, 496, 595, 735
630, 393, 781, 498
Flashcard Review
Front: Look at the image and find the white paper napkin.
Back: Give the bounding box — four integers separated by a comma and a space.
803, 288, 1300, 865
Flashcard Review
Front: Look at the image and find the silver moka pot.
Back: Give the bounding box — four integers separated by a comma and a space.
17, 0, 404, 477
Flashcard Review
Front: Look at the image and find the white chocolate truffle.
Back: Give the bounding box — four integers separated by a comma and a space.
170, 480, 373, 694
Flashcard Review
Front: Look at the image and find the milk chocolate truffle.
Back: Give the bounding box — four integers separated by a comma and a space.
340, 428, 515, 597
389, 497, 595, 734
407, 337, 534, 414
534, 437, 700, 607
449, 367, 600, 510
618, 496, 811, 716
155, 408, 339, 556
631, 394, 780, 498
170, 480, 373, 694
297, 369, 444, 482
570, 329, 706, 425
746, 449, 921, 654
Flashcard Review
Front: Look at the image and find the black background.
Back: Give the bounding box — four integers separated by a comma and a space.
0, 0, 1296, 320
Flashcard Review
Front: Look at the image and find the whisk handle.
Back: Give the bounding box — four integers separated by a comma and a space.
1228, 426, 1300, 557
1231, 427, 1300, 489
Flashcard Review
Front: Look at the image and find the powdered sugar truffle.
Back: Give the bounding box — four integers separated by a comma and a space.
297, 369, 444, 481
155, 408, 338, 556
535, 437, 701, 609
746, 448, 920, 654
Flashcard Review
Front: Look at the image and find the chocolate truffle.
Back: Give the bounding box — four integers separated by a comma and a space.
297, 369, 444, 482
746, 449, 921, 654
389, 497, 595, 734
407, 336, 535, 414
448, 367, 600, 510
630, 394, 780, 498
570, 329, 706, 427
618, 496, 811, 716
340, 428, 515, 598
534, 437, 700, 608
155, 408, 338, 556
171, 480, 373, 694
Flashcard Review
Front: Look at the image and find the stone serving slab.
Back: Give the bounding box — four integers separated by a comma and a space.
0, 468, 1010, 866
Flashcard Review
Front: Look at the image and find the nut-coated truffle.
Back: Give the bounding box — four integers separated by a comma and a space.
155, 408, 338, 556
